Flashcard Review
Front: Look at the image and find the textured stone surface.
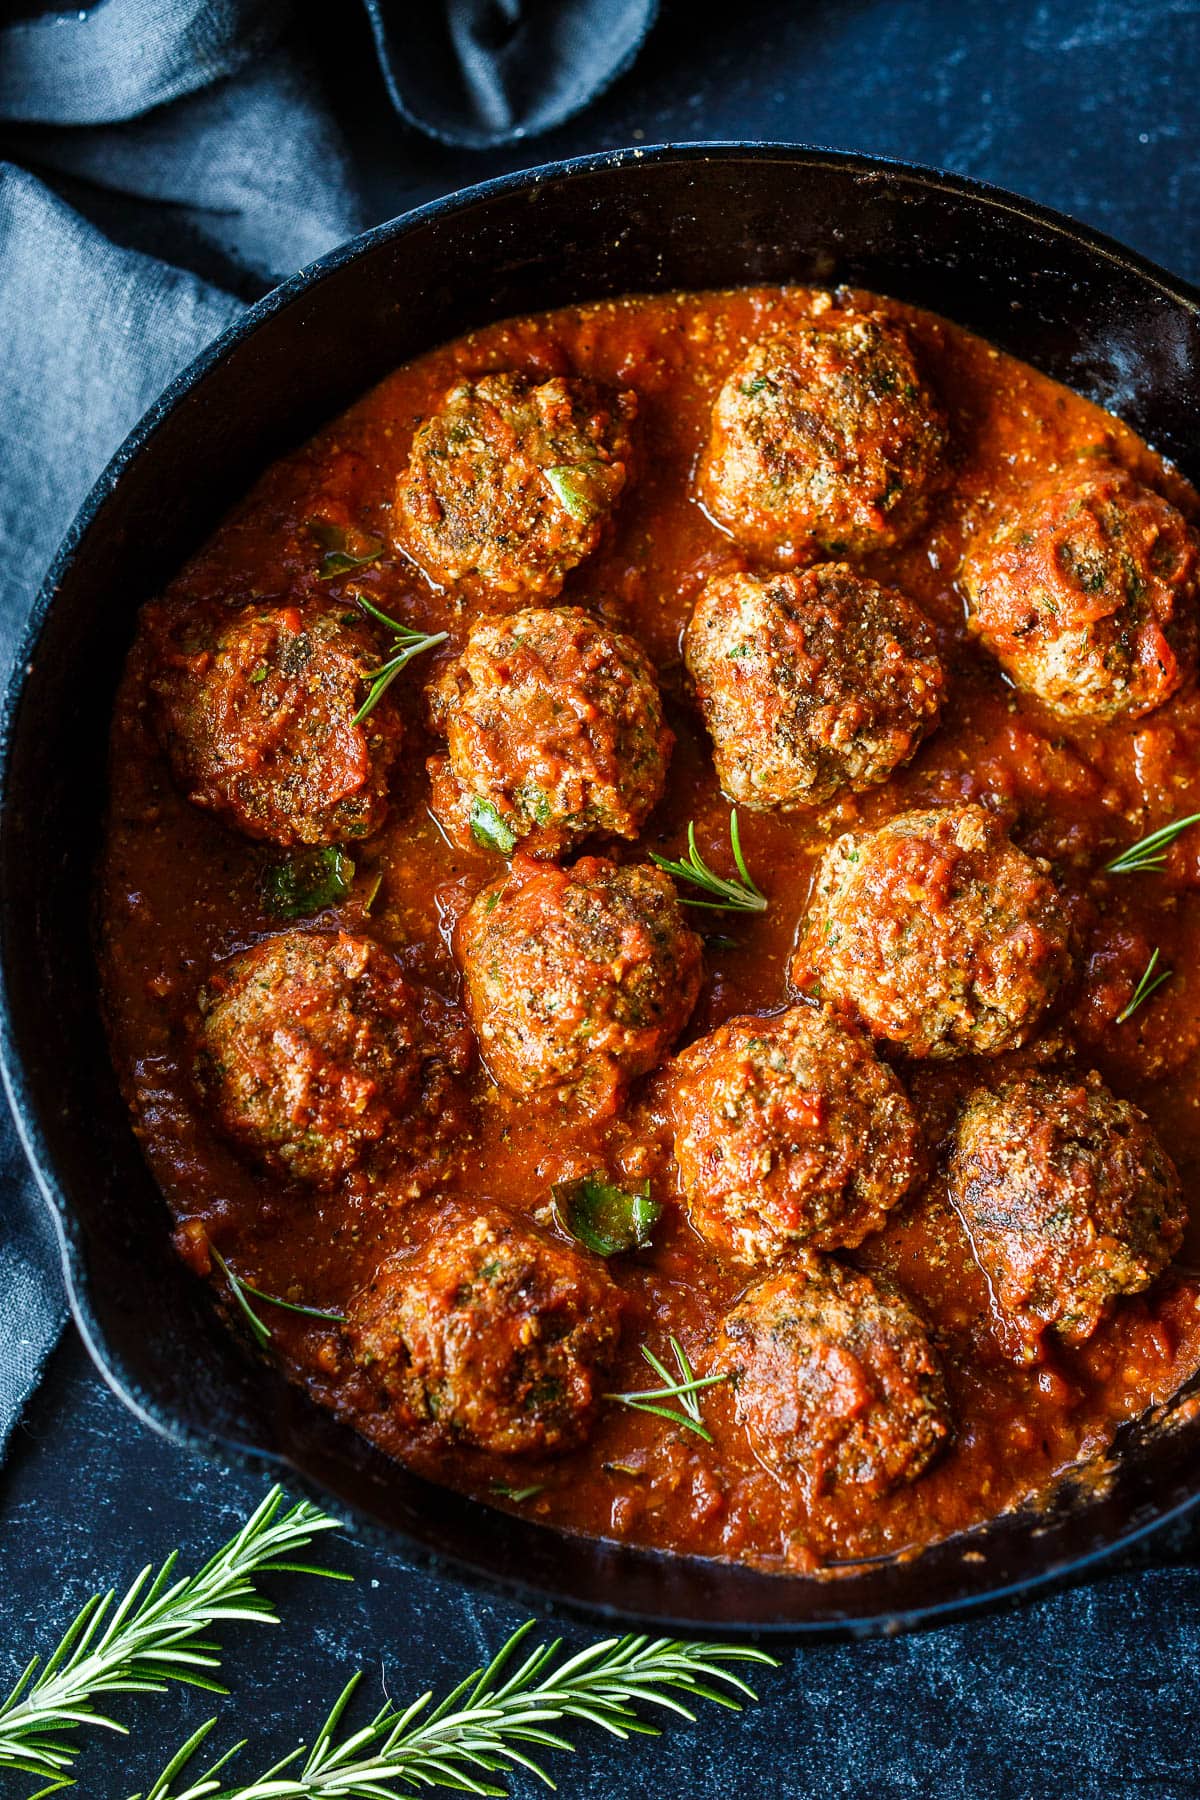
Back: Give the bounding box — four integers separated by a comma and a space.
6, 2, 1200, 1795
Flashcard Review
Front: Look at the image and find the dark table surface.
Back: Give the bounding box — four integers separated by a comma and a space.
7, 3, 1200, 1796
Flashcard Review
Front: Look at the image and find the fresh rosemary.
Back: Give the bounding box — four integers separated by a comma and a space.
0, 1487, 344, 1797
607, 1337, 730, 1443
353, 596, 447, 727
130, 1621, 775, 1800
650, 812, 767, 913
211, 1249, 346, 1352
1105, 812, 1200, 874
1116, 947, 1173, 1024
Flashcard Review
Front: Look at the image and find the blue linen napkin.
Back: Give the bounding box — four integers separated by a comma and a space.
0, 0, 657, 1452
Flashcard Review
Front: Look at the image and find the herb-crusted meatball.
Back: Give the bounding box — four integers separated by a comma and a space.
699, 309, 947, 560
960, 463, 1200, 721
684, 565, 946, 810
346, 1210, 624, 1454
195, 930, 465, 1185
456, 855, 703, 1111
791, 804, 1073, 1058
672, 1006, 924, 1262
715, 1260, 951, 1497
427, 606, 672, 858
151, 600, 401, 846
396, 372, 636, 598
949, 1071, 1185, 1349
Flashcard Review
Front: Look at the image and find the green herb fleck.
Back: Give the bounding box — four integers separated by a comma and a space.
545, 463, 600, 521
308, 518, 384, 580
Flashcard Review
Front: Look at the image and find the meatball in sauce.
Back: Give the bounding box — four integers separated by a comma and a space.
100, 282, 1200, 1576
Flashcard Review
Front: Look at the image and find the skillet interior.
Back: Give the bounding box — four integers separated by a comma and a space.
3, 144, 1200, 1636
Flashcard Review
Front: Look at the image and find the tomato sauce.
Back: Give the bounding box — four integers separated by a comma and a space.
98, 286, 1200, 1574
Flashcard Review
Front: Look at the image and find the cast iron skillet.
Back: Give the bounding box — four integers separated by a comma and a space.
3, 144, 1200, 1638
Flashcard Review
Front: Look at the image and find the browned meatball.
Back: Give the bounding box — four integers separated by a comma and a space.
791, 804, 1073, 1058
427, 606, 672, 858
715, 1260, 951, 1497
345, 1210, 624, 1454
195, 930, 466, 1185
698, 308, 947, 560
671, 1006, 924, 1262
948, 1071, 1185, 1351
150, 600, 401, 846
960, 463, 1200, 721
684, 565, 946, 809
456, 855, 703, 1112
396, 372, 636, 598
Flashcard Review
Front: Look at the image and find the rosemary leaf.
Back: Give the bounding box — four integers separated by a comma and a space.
1106, 813, 1200, 875
650, 813, 767, 914
0, 1489, 345, 1794
352, 596, 447, 726
129, 1621, 776, 1800
211, 1249, 345, 1349
607, 1338, 731, 1443
1115, 947, 1172, 1024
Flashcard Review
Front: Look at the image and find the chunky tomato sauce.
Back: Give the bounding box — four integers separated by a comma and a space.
98, 287, 1200, 1573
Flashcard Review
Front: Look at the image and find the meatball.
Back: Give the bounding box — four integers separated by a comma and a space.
715, 1260, 951, 1497
672, 1006, 924, 1262
791, 804, 1073, 1058
948, 1071, 1185, 1350
456, 855, 703, 1111
960, 462, 1200, 721
684, 565, 946, 810
195, 930, 463, 1185
151, 600, 401, 846
396, 372, 636, 598
346, 1210, 624, 1454
698, 308, 947, 560
427, 606, 672, 858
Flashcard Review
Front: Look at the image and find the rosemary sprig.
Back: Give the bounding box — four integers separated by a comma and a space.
211, 1250, 346, 1352
1115, 947, 1173, 1024
353, 596, 447, 727
1106, 813, 1200, 875
130, 1621, 776, 1800
607, 1337, 730, 1444
0, 1488, 345, 1797
650, 812, 767, 913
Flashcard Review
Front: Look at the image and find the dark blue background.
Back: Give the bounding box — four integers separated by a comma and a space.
6, 3, 1200, 1795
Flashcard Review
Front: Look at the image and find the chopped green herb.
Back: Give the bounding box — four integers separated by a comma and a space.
470, 795, 519, 856
1106, 812, 1200, 874
353, 594, 447, 725
650, 811, 767, 913
1116, 947, 1172, 1024
545, 463, 600, 521
553, 1173, 662, 1257
262, 845, 355, 919
308, 518, 384, 580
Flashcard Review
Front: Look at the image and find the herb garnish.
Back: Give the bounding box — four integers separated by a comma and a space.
608, 1337, 730, 1443
1115, 947, 1173, 1024
133, 1621, 775, 1800
309, 519, 384, 581
490, 1483, 545, 1503
211, 1250, 345, 1351
0, 1487, 344, 1795
470, 795, 518, 856
650, 811, 767, 913
352, 595, 447, 726
545, 462, 601, 521
1105, 812, 1200, 874
553, 1174, 662, 1257
262, 846, 355, 920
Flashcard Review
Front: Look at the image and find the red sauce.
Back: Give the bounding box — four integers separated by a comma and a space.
98, 286, 1200, 1574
